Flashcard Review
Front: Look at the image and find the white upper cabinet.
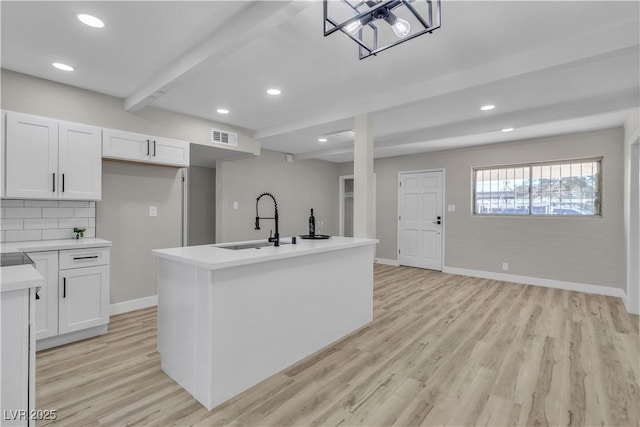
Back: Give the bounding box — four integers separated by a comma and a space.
5, 113, 58, 199
4, 112, 102, 200
58, 122, 102, 200
103, 129, 189, 167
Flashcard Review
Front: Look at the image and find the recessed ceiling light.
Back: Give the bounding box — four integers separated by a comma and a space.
480, 105, 495, 111
77, 13, 104, 28
267, 88, 281, 96
216, 108, 230, 114
502, 128, 514, 132
52, 62, 74, 71
318, 137, 328, 143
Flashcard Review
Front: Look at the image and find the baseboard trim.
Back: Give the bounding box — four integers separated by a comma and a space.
37, 325, 108, 351
622, 293, 639, 315
442, 266, 627, 300
375, 258, 400, 266
110, 295, 158, 316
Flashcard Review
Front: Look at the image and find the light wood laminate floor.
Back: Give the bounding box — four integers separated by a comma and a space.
36, 265, 639, 426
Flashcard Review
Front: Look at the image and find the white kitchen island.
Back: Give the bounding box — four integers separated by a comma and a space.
152, 236, 377, 410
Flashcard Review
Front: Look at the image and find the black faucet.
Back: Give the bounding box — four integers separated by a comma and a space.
255, 192, 279, 247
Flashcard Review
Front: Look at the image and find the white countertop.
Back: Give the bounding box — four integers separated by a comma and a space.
152, 236, 378, 270
1, 264, 44, 292
0, 238, 112, 254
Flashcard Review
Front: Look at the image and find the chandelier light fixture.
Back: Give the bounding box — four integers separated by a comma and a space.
323, 0, 441, 60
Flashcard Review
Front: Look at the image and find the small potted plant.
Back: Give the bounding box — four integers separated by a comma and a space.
73, 227, 86, 239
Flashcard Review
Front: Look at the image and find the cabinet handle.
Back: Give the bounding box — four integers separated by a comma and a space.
52, 173, 56, 192
62, 173, 65, 192
73, 255, 99, 260
153, 140, 157, 157
63, 277, 66, 298
146, 139, 150, 156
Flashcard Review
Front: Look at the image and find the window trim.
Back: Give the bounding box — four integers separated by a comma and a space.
472, 157, 603, 217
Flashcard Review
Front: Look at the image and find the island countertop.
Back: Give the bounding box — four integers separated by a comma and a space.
152, 236, 378, 271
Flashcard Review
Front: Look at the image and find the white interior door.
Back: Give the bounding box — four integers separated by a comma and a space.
398, 171, 443, 270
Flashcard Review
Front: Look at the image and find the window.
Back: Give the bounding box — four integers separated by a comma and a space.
473, 158, 601, 216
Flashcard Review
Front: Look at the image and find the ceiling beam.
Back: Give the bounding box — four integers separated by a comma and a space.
254, 20, 639, 140
125, 1, 310, 112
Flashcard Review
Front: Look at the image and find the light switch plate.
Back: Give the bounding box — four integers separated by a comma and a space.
233, 201, 238, 209
149, 206, 157, 217
447, 204, 456, 212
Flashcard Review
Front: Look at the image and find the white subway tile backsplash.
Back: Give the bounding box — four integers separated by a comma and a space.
42, 207, 74, 218
42, 229, 74, 240
0, 199, 96, 242
1, 219, 24, 230
24, 218, 59, 230
1, 200, 25, 207
25, 200, 59, 208
5, 207, 42, 218
59, 217, 89, 229
74, 207, 95, 218
59, 201, 89, 208
5, 229, 42, 242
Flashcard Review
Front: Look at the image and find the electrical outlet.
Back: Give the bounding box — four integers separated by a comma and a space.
502, 262, 509, 271
233, 201, 238, 210
149, 206, 157, 217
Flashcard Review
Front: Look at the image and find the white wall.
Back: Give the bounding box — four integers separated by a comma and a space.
624, 108, 640, 314
188, 166, 216, 245
0, 69, 258, 154
1, 69, 342, 306
340, 128, 626, 291
97, 161, 182, 304
216, 149, 340, 243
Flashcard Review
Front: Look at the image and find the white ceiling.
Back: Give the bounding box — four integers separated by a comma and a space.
2, 1, 639, 163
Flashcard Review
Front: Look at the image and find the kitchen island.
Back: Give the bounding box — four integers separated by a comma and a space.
152, 236, 377, 410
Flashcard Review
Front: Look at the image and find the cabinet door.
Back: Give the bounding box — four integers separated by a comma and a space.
102, 129, 151, 163
5, 112, 58, 199
58, 265, 109, 334
28, 251, 59, 340
1, 288, 31, 427
58, 122, 102, 200
149, 137, 190, 167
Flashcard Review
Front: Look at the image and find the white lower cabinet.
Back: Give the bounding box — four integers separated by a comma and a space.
59, 265, 109, 334
27, 246, 110, 350
29, 251, 58, 340
1, 288, 35, 427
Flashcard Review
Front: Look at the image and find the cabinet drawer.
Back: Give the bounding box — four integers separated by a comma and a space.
59, 247, 109, 270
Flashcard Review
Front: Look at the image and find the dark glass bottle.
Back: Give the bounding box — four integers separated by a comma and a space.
309, 209, 315, 237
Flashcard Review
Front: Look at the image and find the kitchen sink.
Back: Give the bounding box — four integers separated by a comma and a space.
217, 242, 289, 250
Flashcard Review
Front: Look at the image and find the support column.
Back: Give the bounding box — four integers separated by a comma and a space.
353, 114, 375, 238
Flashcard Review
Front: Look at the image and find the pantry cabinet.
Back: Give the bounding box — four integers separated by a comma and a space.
4, 112, 102, 200
102, 129, 189, 167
